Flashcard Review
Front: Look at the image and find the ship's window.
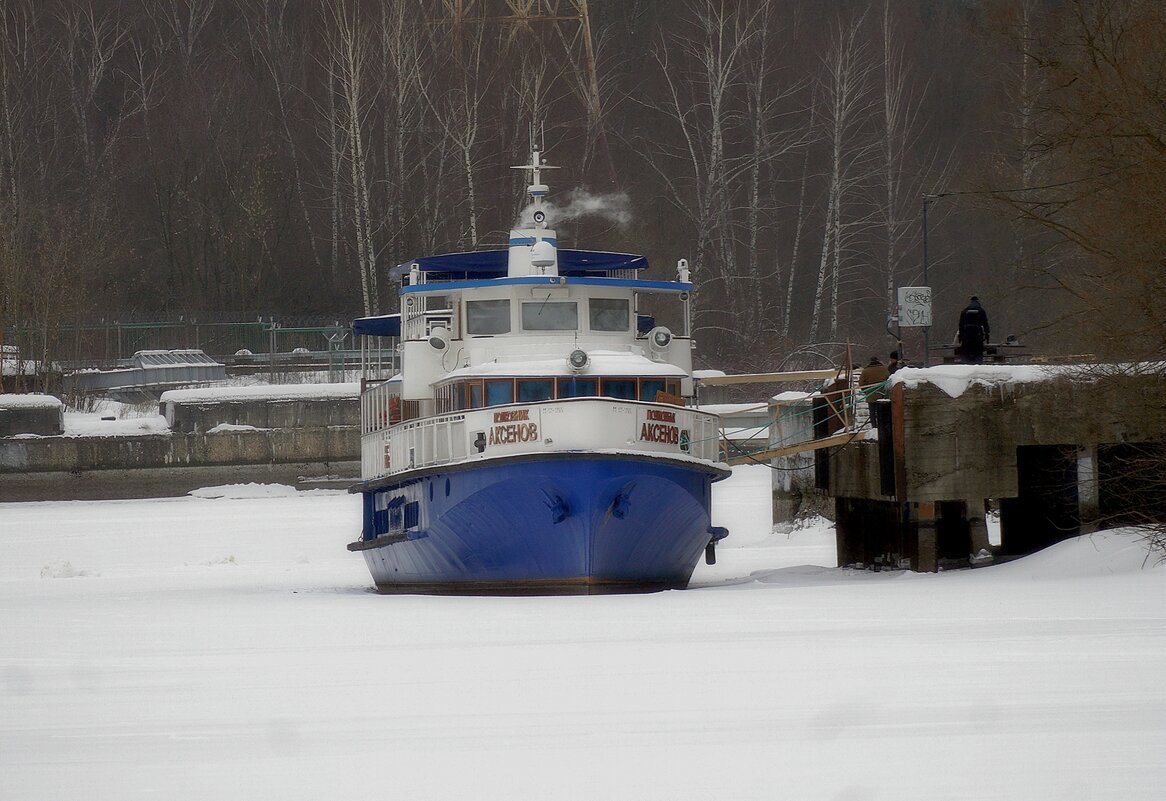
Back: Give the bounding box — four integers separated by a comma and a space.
558, 377, 597, 398
466, 299, 511, 334
486, 379, 514, 406
435, 383, 456, 414
521, 301, 578, 331
517, 379, 553, 402
404, 501, 419, 529
468, 382, 483, 409
667, 379, 680, 397
589, 298, 629, 331
601, 378, 637, 400
640, 379, 666, 402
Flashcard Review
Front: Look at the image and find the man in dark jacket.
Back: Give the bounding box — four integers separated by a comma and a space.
957, 296, 990, 364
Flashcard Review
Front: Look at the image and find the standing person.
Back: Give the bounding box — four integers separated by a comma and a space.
887, 350, 901, 374
957, 296, 990, 364
859, 356, 890, 424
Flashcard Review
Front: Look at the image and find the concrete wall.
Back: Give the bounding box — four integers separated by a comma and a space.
0, 393, 361, 500
163, 396, 358, 433
0, 401, 63, 437
0, 461, 359, 502
0, 427, 358, 474
833, 371, 1166, 505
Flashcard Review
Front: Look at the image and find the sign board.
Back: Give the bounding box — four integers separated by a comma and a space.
897, 286, 932, 328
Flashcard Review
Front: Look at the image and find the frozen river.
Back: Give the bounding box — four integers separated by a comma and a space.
3, 466, 1165, 800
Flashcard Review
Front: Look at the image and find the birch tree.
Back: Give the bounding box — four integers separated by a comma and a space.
808, 10, 878, 342
325, 1, 378, 316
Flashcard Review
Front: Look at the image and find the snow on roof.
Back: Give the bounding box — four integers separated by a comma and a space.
0, 393, 63, 410
160, 382, 359, 404
442, 350, 685, 380
692, 369, 727, 379
890, 364, 1060, 399
771, 390, 813, 404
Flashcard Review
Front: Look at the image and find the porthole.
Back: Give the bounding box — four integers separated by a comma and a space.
445, 478, 451, 497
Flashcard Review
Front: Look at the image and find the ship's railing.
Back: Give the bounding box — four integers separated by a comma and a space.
359, 397, 723, 482
361, 377, 400, 435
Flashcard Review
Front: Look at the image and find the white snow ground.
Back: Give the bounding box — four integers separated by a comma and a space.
2, 466, 1165, 800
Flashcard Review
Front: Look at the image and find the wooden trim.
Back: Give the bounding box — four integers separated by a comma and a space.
696, 369, 839, 386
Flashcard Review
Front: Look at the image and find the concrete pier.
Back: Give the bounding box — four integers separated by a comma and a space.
823, 365, 1166, 570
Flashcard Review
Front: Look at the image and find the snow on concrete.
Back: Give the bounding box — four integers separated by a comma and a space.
159, 381, 359, 403
891, 364, 1060, 398
62, 411, 170, 437
0, 393, 63, 410
2, 465, 1165, 800
205, 423, 264, 434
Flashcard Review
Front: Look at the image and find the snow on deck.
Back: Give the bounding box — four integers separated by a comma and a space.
443, 350, 685, 379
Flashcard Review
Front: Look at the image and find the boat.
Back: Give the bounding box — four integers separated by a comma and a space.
346, 148, 730, 593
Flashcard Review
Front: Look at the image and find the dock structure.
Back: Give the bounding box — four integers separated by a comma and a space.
711, 363, 1166, 572
824, 365, 1166, 571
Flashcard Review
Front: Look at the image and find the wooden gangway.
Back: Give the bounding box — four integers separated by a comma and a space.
695, 367, 882, 466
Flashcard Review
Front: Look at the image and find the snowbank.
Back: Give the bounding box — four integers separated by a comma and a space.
188, 482, 302, 499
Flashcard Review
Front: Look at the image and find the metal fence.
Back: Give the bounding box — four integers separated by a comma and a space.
2, 316, 387, 391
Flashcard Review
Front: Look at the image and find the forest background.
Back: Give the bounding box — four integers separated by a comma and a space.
0, 0, 1162, 373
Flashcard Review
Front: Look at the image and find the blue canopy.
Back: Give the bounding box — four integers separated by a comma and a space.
351, 313, 400, 337
389, 249, 648, 280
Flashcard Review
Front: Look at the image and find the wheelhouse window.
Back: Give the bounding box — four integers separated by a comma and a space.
466, 299, 511, 335
601, 378, 637, 400
640, 379, 666, 402
521, 301, 578, 331
467, 381, 483, 409
557, 377, 597, 398
485, 379, 514, 406
517, 379, 553, 402
588, 298, 630, 331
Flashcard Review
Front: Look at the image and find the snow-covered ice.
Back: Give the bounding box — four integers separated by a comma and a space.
2, 465, 1165, 800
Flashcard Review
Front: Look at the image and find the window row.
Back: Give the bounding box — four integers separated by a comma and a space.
465, 297, 629, 335
435, 376, 682, 412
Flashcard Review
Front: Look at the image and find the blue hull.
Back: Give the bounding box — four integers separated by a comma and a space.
350, 454, 729, 594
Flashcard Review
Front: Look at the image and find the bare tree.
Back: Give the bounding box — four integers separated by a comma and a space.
245, 0, 324, 274
325, 0, 378, 316
808, 10, 878, 342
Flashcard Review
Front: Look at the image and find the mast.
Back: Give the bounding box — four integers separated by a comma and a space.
507, 146, 561, 277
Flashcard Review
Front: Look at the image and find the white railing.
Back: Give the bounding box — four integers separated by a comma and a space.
359, 398, 723, 482
361, 378, 399, 435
